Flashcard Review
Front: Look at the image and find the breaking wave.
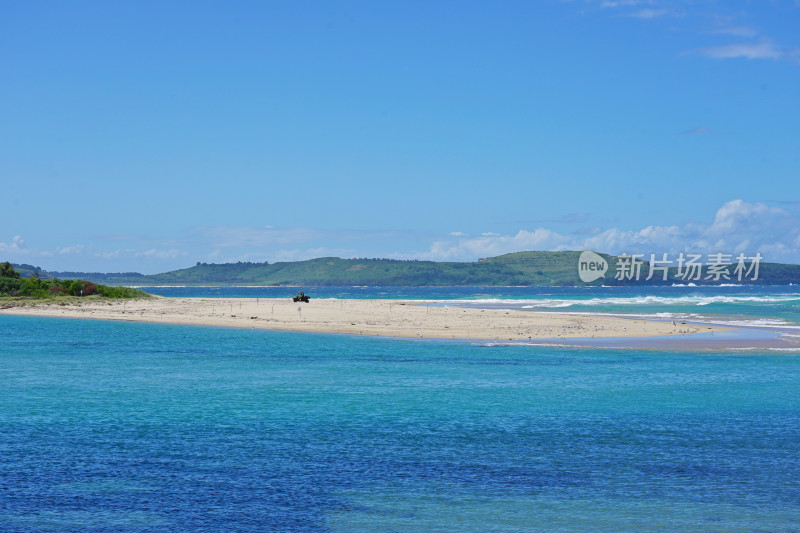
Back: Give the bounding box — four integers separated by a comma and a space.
453, 294, 800, 309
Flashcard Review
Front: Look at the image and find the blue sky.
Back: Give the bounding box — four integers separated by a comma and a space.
2, 0, 799, 273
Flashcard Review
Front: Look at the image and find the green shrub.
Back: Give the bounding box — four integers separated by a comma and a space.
0, 273, 149, 299
19, 278, 50, 298
0, 276, 22, 296
68, 280, 84, 296
97, 285, 147, 298
0, 261, 20, 279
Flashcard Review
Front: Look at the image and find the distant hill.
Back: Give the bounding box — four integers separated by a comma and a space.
14, 251, 800, 286
9, 263, 57, 280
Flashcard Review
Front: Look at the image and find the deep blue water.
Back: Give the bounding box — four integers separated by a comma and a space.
2, 314, 800, 531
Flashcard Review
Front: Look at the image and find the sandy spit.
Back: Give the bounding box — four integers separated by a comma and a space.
0, 297, 724, 341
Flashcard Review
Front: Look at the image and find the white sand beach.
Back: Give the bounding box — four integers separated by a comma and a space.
1, 297, 722, 341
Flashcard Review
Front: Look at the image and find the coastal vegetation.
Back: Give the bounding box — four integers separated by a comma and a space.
14, 251, 800, 287
0, 262, 148, 299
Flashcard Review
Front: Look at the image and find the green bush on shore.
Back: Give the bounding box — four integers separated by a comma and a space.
96, 284, 146, 298
0, 261, 148, 299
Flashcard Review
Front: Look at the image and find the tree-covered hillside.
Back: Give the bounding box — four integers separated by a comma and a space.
15, 251, 800, 286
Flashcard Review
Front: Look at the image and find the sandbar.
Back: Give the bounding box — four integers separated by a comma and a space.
1, 297, 723, 341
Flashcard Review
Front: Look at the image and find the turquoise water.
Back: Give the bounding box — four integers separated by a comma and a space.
2, 314, 800, 531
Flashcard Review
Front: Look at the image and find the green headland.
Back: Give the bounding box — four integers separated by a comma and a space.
9, 251, 800, 287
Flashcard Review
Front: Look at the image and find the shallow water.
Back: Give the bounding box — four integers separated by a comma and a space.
2, 315, 799, 531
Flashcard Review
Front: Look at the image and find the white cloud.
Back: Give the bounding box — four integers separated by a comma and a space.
592, 0, 678, 19
0, 235, 25, 252
137, 249, 186, 260
0, 236, 30, 261
582, 224, 686, 252
680, 126, 713, 136
270, 247, 359, 262
96, 250, 122, 259
425, 228, 567, 261
709, 25, 758, 38
578, 1, 798, 65
704, 199, 787, 236
694, 41, 784, 60
423, 200, 800, 263
57, 245, 86, 255
601, 0, 651, 7
0, 234, 195, 273
628, 8, 669, 19
200, 226, 323, 248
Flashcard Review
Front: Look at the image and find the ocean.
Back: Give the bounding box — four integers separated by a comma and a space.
2, 285, 800, 531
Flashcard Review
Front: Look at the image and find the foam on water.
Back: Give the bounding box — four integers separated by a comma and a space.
493, 294, 800, 308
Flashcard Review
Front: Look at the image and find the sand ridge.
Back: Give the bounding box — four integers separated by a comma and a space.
1, 297, 723, 341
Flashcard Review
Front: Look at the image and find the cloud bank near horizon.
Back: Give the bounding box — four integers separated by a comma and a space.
2, 200, 799, 273
425, 200, 799, 262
